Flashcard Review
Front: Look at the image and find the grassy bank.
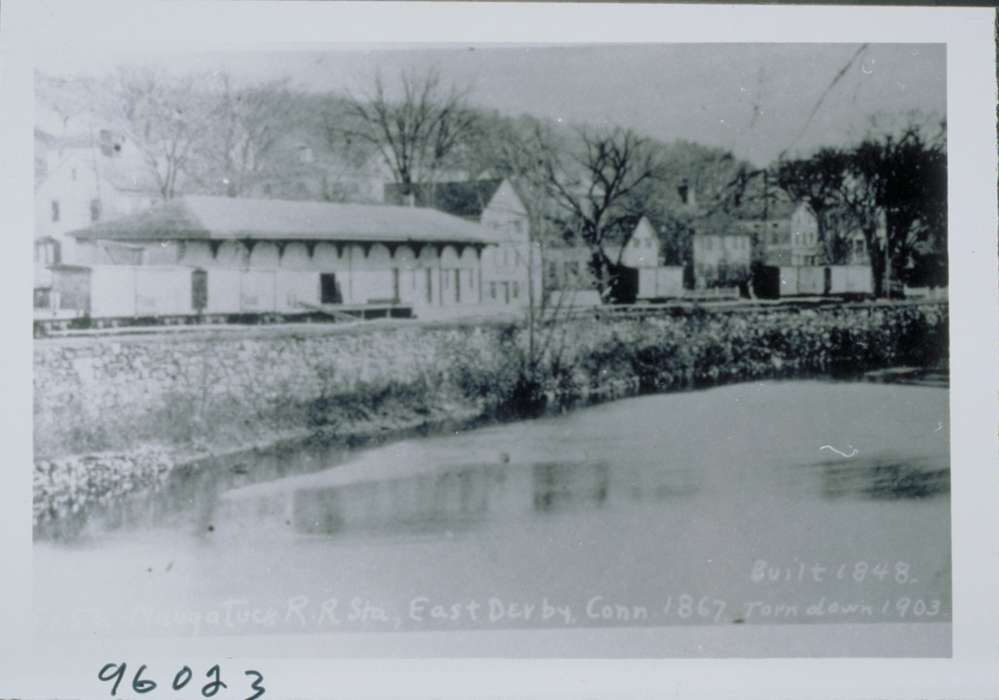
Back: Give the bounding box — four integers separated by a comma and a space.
33, 302, 948, 534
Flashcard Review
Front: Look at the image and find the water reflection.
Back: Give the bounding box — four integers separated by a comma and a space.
817, 454, 949, 500
227, 445, 948, 540
281, 448, 949, 537
532, 462, 610, 512
280, 459, 699, 536
292, 465, 508, 535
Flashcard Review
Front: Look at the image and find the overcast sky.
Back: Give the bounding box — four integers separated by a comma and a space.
38, 44, 945, 166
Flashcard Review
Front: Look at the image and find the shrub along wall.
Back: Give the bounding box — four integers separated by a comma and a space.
33, 302, 948, 532
558, 302, 949, 394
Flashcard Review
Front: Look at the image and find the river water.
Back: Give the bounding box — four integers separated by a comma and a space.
34, 379, 950, 651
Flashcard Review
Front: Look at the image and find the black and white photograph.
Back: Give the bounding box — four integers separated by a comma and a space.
26, 40, 960, 660
0, 0, 996, 696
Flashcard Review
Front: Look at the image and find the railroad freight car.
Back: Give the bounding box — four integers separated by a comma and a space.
778, 265, 873, 297
44, 264, 329, 319
636, 266, 685, 300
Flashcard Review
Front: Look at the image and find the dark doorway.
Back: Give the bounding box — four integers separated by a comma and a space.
454, 269, 461, 303
191, 269, 208, 313
823, 266, 832, 295
392, 268, 400, 303
320, 273, 342, 304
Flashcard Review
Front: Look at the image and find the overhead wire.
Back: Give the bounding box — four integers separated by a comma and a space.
776, 43, 870, 161
692, 44, 872, 221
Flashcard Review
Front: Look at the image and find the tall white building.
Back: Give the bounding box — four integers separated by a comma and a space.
384, 178, 542, 308
34, 112, 162, 310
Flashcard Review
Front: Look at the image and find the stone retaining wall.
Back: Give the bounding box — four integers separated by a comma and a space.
34, 321, 509, 459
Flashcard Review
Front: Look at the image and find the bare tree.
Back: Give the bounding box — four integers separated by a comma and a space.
313, 94, 386, 203
836, 169, 887, 295
770, 118, 946, 297
99, 66, 214, 200
486, 122, 561, 368
469, 120, 589, 413
774, 148, 850, 264
844, 121, 947, 294
332, 68, 478, 196
543, 127, 661, 301
194, 73, 294, 197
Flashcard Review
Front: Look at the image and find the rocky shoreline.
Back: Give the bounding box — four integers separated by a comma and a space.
32, 373, 651, 539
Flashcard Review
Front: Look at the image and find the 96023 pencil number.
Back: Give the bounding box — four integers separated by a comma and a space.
97, 662, 265, 698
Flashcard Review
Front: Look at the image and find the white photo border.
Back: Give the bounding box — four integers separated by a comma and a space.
1, 1, 996, 698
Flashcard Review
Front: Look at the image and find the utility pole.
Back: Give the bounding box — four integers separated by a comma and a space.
762, 168, 769, 221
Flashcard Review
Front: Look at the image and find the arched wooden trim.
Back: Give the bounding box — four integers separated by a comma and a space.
454, 243, 468, 259
276, 241, 289, 260
240, 238, 258, 256
208, 241, 223, 259
305, 241, 318, 258
360, 242, 373, 258
385, 242, 399, 258
334, 242, 346, 258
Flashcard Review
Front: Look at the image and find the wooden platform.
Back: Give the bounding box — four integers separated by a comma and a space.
33, 303, 414, 338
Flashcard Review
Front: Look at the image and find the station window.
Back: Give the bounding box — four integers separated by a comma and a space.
50, 200, 60, 222
35, 239, 60, 265
34, 288, 51, 310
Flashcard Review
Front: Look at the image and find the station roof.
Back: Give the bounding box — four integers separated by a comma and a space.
69, 195, 502, 246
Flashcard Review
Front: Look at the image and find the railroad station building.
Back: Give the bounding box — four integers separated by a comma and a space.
61, 195, 520, 319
